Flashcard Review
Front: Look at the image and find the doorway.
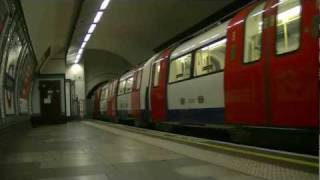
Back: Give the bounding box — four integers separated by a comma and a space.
39, 80, 63, 124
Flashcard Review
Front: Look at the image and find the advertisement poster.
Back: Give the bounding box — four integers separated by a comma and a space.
0, 1, 9, 119
0, 0, 8, 35
19, 53, 34, 113
5, 30, 23, 115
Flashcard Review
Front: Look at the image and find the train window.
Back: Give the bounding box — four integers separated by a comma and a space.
153, 62, 160, 87
276, 0, 301, 55
194, 39, 226, 76
244, 2, 265, 63
169, 53, 192, 83
118, 80, 126, 95
136, 70, 142, 90
125, 77, 134, 93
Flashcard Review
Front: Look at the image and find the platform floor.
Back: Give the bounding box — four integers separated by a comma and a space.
0, 121, 316, 180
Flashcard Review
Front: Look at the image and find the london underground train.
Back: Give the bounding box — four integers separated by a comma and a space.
92, 0, 319, 150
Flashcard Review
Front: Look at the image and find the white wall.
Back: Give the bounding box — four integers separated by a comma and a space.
66, 63, 85, 99
32, 55, 67, 116
66, 63, 86, 117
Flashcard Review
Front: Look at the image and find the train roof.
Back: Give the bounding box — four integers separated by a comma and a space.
119, 70, 135, 81
171, 20, 230, 59
141, 52, 160, 66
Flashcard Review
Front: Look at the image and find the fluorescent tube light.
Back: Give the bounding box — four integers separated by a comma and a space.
84, 33, 91, 42
100, 0, 110, 10
94, 11, 103, 23
81, 42, 86, 49
78, 48, 83, 54
88, 24, 96, 34
75, 54, 81, 63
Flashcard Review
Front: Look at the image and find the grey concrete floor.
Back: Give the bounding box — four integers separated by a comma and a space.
0, 121, 269, 180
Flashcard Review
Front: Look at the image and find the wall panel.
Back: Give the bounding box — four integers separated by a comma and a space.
0, 0, 37, 128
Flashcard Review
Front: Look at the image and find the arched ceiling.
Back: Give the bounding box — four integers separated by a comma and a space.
20, 0, 256, 69
21, 0, 254, 94
21, 0, 81, 65
83, 48, 132, 95
67, 0, 237, 65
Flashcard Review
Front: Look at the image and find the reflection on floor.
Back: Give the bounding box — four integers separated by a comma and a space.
0, 121, 266, 180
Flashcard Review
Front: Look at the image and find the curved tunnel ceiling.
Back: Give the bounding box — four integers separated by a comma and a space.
83, 48, 132, 95
21, 0, 80, 65
67, 0, 236, 65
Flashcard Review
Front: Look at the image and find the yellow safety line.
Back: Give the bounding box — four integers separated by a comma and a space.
172, 137, 319, 168
126, 125, 319, 168
87, 121, 319, 168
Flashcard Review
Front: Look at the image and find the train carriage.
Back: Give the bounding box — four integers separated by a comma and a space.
92, 0, 319, 152
164, 21, 229, 125
99, 83, 109, 120
130, 67, 143, 121
225, 0, 318, 128
150, 49, 172, 123
135, 54, 159, 126
117, 71, 135, 123
107, 79, 118, 122
93, 87, 102, 119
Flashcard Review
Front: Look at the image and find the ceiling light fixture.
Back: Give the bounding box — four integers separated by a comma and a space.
100, 0, 110, 10
75, 0, 111, 64
78, 48, 84, 54
81, 42, 86, 49
88, 24, 97, 34
76, 54, 81, 60
93, 11, 103, 23
84, 33, 91, 42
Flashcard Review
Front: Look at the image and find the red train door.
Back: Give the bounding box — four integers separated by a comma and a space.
267, 0, 318, 127
131, 69, 142, 119
107, 80, 118, 121
93, 87, 102, 118
150, 49, 170, 123
225, 2, 269, 125
107, 82, 113, 117
226, 0, 319, 128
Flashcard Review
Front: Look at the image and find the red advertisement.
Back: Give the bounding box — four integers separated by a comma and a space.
19, 53, 35, 113
4, 30, 23, 115
0, 0, 8, 34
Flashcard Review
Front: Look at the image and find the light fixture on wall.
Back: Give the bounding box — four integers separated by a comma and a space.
75, 0, 111, 64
